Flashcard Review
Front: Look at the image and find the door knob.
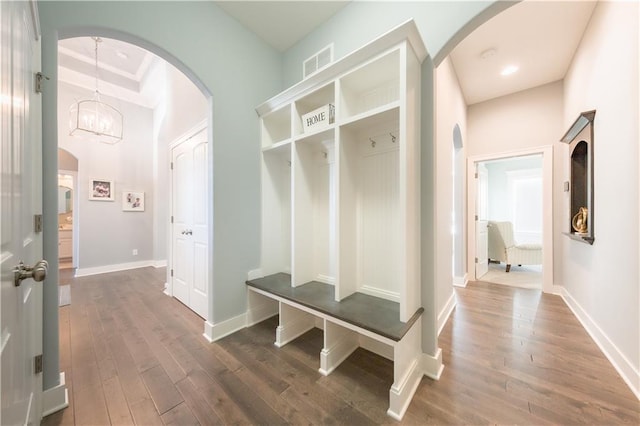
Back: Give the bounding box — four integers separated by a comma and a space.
185, 230, 193, 235
14, 260, 48, 286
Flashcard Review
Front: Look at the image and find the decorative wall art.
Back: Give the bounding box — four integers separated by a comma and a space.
122, 191, 145, 211
89, 179, 114, 201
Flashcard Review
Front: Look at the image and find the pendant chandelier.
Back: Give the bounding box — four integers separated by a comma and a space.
69, 37, 123, 144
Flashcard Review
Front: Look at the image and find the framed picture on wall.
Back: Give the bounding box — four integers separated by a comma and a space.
89, 179, 114, 201
122, 191, 145, 212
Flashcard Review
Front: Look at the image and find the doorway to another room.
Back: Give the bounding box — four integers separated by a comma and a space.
469, 149, 552, 292
56, 36, 210, 319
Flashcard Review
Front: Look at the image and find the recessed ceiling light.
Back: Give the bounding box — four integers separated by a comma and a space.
500, 65, 519, 76
480, 48, 497, 60
115, 50, 129, 60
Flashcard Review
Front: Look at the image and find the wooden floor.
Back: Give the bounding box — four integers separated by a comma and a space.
43, 267, 639, 425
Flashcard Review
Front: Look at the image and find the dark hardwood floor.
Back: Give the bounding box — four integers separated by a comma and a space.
43, 267, 639, 425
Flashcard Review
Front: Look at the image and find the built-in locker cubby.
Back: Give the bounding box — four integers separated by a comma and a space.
338, 108, 401, 304
339, 48, 400, 120
294, 83, 335, 137
261, 105, 291, 149
256, 22, 422, 322
292, 132, 336, 287
250, 20, 428, 420
260, 144, 292, 275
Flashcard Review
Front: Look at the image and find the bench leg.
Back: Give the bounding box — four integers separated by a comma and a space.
387, 321, 422, 421
319, 321, 359, 376
275, 303, 315, 347
506, 264, 511, 272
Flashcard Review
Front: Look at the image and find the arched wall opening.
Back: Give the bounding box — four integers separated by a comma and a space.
43, 26, 215, 394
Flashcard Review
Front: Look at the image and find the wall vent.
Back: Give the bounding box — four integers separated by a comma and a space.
303, 44, 334, 79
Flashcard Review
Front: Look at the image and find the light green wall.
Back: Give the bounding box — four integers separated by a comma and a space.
38, 0, 282, 389
282, 1, 512, 87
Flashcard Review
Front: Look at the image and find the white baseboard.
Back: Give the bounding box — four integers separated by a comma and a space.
437, 291, 456, 336
316, 274, 335, 285
42, 372, 69, 417
453, 273, 468, 287
560, 287, 640, 399
359, 285, 400, 303
203, 313, 247, 343
163, 283, 171, 296
152, 260, 167, 268
75, 260, 156, 277
421, 348, 444, 380
387, 357, 422, 421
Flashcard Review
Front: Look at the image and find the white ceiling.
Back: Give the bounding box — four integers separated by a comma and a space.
215, 1, 350, 51
449, 0, 597, 105
58, 37, 157, 107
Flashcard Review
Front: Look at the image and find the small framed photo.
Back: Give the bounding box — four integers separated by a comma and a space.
89, 179, 114, 201
122, 191, 145, 212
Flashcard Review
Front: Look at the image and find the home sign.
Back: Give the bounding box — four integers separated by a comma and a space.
302, 104, 335, 133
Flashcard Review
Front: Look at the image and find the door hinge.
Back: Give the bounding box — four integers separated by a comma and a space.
475, 257, 478, 264
35, 72, 49, 94
34, 214, 43, 233
474, 172, 478, 179
171, 216, 174, 224
34, 354, 43, 374
170, 162, 173, 170
170, 269, 174, 277
475, 214, 478, 221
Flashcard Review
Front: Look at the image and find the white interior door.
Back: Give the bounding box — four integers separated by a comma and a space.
475, 163, 489, 279
1, 1, 44, 424
171, 128, 208, 319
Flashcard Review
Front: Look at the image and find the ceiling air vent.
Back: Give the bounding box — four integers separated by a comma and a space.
303, 44, 334, 79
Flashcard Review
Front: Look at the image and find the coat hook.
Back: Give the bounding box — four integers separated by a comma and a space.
369, 138, 376, 148
323, 151, 328, 159
287, 160, 291, 167
390, 133, 396, 143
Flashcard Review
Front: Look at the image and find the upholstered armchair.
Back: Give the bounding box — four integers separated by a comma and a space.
487, 221, 542, 272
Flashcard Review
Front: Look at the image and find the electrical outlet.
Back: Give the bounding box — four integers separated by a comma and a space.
132, 249, 138, 256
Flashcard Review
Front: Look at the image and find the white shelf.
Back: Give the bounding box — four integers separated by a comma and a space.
261, 104, 291, 149
339, 102, 400, 132
262, 138, 292, 154
295, 126, 335, 145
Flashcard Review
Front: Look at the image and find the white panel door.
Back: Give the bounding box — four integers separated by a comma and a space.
475, 163, 489, 279
171, 128, 208, 318
1, 1, 44, 424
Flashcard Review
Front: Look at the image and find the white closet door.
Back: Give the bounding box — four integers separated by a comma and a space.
171, 129, 208, 318
1, 1, 43, 423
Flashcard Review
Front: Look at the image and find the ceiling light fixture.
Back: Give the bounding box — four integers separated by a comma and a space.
480, 48, 497, 60
500, 65, 519, 76
115, 50, 128, 60
69, 37, 123, 144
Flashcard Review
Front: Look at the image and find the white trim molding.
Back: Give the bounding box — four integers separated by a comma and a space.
152, 260, 167, 268
561, 288, 640, 399
453, 273, 468, 287
203, 313, 247, 343
437, 291, 456, 336
42, 372, 69, 417
75, 260, 157, 277
421, 348, 444, 380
